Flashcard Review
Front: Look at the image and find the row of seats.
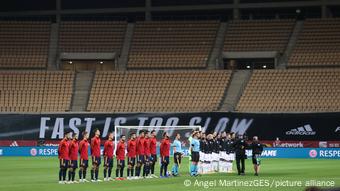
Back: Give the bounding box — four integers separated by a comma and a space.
224, 19, 294, 53
58, 21, 127, 53
0, 21, 50, 68
87, 70, 231, 112
0, 68, 339, 113
0, 71, 74, 112
236, 68, 340, 112
128, 21, 219, 69
289, 18, 340, 67
2, 19, 340, 70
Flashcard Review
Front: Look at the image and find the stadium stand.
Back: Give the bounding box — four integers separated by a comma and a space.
0, 71, 74, 112
87, 70, 231, 112
58, 21, 127, 53
236, 68, 340, 112
1, 17, 340, 113
288, 18, 340, 67
127, 20, 219, 69
224, 19, 295, 53
0, 21, 50, 69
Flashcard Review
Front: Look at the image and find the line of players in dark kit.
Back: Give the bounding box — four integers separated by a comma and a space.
196, 131, 266, 176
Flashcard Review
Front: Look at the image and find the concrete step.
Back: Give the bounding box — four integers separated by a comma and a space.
118, 23, 135, 70
71, 71, 94, 111
47, 23, 59, 70
207, 22, 228, 70
277, 20, 304, 69
219, 70, 252, 111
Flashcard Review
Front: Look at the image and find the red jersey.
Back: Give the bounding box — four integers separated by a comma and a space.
91, 136, 101, 157
103, 140, 114, 158
79, 139, 89, 160
136, 137, 145, 155
69, 139, 79, 160
116, 141, 126, 160
144, 138, 151, 156
149, 137, 157, 155
58, 139, 70, 160
127, 139, 137, 158
160, 138, 170, 157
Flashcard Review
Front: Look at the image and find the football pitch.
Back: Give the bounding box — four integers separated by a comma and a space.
0, 157, 339, 191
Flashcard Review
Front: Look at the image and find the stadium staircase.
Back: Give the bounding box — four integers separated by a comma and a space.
207, 22, 228, 69
71, 71, 94, 111
118, 22, 135, 70
47, 23, 59, 70
219, 70, 252, 111
277, 20, 304, 69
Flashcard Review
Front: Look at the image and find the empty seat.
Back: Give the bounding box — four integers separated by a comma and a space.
224, 19, 295, 53
59, 21, 127, 54
127, 20, 219, 69
0, 71, 75, 112
0, 21, 50, 69
289, 18, 340, 67
87, 70, 231, 112
236, 68, 340, 112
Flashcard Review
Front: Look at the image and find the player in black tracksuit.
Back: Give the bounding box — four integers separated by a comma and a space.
219, 134, 227, 153
200, 135, 207, 159
227, 134, 236, 172
206, 136, 214, 172
213, 137, 220, 154
250, 136, 266, 176
200, 134, 208, 169
226, 134, 235, 156
212, 136, 220, 171
207, 138, 213, 155
233, 135, 249, 175
199, 137, 205, 153
218, 133, 227, 172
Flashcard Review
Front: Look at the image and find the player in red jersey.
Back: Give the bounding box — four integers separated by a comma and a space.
143, 131, 151, 178
149, 130, 157, 178
68, 133, 79, 183
90, 129, 102, 182
135, 130, 145, 178
115, 135, 126, 180
78, 131, 90, 183
160, 132, 171, 178
127, 132, 137, 180
103, 132, 114, 181
58, 131, 71, 184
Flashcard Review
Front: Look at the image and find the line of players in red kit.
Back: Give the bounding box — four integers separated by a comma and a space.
57, 129, 171, 184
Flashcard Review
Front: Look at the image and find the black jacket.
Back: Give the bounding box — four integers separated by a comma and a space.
250, 141, 266, 155
226, 139, 235, 153
233, 138, 249, 156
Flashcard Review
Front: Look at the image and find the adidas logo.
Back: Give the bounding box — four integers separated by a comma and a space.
10, 141, 19, 147
286, 124, 316, 136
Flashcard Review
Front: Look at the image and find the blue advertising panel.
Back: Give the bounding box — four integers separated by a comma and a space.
1, 147, 340, 159
248, 148, 340, 159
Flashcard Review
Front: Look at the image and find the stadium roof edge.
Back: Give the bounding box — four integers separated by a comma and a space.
0, 0, 340, 17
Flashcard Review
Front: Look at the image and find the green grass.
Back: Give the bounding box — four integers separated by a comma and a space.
0, 157, 339, 191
